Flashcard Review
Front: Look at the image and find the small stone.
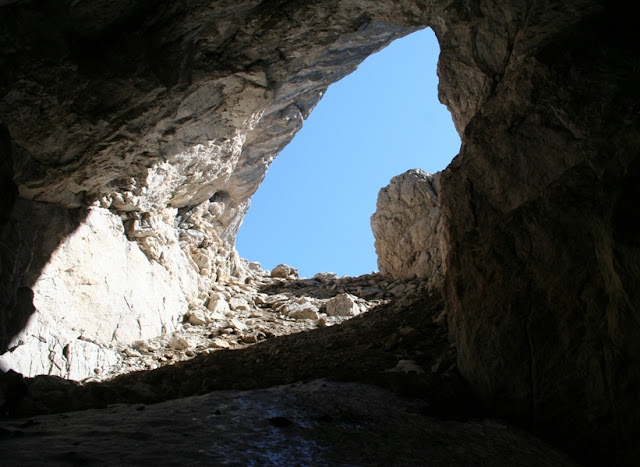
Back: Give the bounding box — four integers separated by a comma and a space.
123, 348, 141, 358
289, 308, 320, 320
317, 318, 328, 328
186, 309, 207, 326
271, 264, 299, 279
243, 334, 258, 344
385, 359, 425, 375
210, 338, 230, 349
131, 341, 149, 352
168, 336, 190, 351
207, 298, 230, 314
312, 272, 336, 280
229, 297, 250, 311
229, 318, 248, 332
206, 311, 227, 322
254, 294, 269, 305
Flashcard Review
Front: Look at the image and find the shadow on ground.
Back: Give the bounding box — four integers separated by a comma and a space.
4, 290, 473, 421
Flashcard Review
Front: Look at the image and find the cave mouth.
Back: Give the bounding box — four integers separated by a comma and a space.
0, 25, 462, 386
236, 27, 460, 279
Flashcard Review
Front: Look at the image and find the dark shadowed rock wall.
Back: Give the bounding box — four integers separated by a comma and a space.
440, 3, 640, 463
0, 0, 638, 463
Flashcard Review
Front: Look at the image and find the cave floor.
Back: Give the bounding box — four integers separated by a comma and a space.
0, 379, 575, 466
1, 279, 577, 465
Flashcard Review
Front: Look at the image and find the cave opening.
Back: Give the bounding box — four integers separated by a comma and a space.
0, 25, 463, 385
236, 28, 460, 278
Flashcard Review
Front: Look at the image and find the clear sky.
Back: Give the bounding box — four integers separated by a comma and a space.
236, 27, 461, 278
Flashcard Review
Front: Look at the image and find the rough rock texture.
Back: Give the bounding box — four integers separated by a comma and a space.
0, 0, 639, 465
97, 272, 394, 381
439, 4, 640, 465
0, 380, 575, 467
0, 201, 201, 379
371, 169, 444, 287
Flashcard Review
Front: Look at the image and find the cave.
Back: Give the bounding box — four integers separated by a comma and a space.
1, 0, 639, 465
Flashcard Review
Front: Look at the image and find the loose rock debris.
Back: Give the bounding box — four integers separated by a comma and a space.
99, 271, 417, 381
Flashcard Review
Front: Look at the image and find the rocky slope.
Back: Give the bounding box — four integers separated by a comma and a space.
1, 0, 639, 465
91, 269, 412, 383
1, 277, 576, 466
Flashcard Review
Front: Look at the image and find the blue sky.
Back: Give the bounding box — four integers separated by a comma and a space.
236, 28, 461, 278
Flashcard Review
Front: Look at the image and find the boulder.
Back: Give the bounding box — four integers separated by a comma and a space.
168, 337, 190, 351
207, 297, 230, 314
229, 297, 251, 312
313, 272, 337, 281
288, 307, 321, 320
271, 264, 299, 279
185, 309, 207, 326
326, 294, 361, 317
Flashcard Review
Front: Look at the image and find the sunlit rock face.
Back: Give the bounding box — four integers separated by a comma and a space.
371, 169, 444, 288
0, 0, 638, 463
0, 201, 201, 380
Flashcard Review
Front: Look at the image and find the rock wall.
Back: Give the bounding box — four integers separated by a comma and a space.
440, 3, 640, 463
1, 0, 639, 463
0, 201, 202, 379
371, 169, 444, 288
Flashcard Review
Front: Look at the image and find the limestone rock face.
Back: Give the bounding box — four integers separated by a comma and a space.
0, 0, 427, 380
0, 2, 419, 380
371, 170, 444, 287
0, 201, 200, 379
